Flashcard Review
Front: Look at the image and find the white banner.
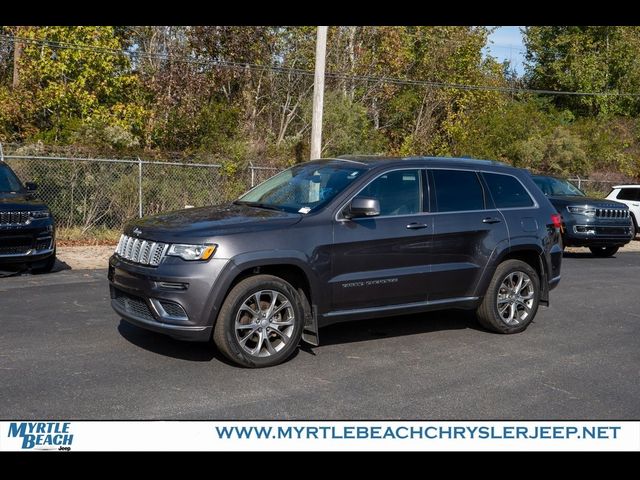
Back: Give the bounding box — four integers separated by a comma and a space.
0, 421, 638, 451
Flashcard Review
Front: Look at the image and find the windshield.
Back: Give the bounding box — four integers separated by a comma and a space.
236, 162, 367, 213
0, 165, 23, 193
532, 175, 585, 197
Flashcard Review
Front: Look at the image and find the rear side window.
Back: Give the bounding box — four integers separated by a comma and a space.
431, 170, 484, 212
616, 188, 640, 201
483, 173, 534, 208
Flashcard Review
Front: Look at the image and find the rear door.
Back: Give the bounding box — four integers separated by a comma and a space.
481, 171, 538, 245
428, 169, 508, 301
330, 168, 433, 312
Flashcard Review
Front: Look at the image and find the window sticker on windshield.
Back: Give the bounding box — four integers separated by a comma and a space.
298, 207, 311, 214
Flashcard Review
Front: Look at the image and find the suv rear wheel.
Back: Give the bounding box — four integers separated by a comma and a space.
213, 274, 304, 368
476, 259, 540, 334
589, 246, 619, 257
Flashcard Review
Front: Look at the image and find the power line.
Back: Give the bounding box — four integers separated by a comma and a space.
1, 33, 639, 98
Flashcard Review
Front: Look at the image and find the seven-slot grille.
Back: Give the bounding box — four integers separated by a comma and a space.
115, 234, 167, 266
595, 208, 629, 219
0, 211, 31, 226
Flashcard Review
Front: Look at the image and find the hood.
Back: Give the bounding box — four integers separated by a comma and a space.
547, 195, 628, 210
124, 203, 303, 243
0, 192, 47, 210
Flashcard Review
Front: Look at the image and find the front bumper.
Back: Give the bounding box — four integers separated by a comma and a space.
562, 217, 633, 247
0, 223, 55, 265
108, 254, 230, 341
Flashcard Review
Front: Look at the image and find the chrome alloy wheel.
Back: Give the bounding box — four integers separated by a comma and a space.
234, 290, 295, 357
496, 271, 535, 325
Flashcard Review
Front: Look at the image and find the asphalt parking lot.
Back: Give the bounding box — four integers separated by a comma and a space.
1, 252, 639, 420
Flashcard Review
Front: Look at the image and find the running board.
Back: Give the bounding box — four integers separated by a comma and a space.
302, 305, 319, 346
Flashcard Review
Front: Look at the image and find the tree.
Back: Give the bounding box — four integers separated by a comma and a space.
524, 26, 640, 116
1, 26, 145, 146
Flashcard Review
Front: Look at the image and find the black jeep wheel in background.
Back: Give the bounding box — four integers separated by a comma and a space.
213, 274, 304, 368
31, 249, 56, 274
589, 246, 619, 257
476, 259, 540, 334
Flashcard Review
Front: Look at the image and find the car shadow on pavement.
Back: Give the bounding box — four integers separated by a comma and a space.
310, 309, 485, 349
0, 258, 71, 277
117, 320, 221, 363
562, 252, 612, 259
51, 258, 72, 273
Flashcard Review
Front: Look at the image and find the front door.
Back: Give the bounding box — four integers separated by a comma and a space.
330, 169, 432, 312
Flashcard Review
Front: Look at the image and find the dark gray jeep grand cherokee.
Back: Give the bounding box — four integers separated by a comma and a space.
109, 157, 563, 367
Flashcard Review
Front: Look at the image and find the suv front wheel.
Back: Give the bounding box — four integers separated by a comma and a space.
213, 274, 304, 368
476, 259, 540, 334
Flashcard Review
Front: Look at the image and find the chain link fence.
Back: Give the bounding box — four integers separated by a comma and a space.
567, 177, 619, 198
0, 141, 629, 234
0, 143, 280, 233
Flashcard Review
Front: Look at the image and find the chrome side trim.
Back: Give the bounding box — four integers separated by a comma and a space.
324, 296, 479, 318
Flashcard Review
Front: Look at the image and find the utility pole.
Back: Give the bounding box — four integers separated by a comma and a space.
310, 26, 327, 160
12, 27, 22, 89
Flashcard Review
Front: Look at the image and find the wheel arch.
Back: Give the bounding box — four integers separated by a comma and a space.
476, 243, 548, 306
207, 251, 321, 330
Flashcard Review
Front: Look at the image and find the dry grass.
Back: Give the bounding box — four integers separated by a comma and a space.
56, 227, 121, 247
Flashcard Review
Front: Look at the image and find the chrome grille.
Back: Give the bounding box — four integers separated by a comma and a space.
595, 208, 629, 219
0, 211, 31, 226
115, 234, 167, 266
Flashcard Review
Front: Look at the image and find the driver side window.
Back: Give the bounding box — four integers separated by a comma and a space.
356, 169, 422, 216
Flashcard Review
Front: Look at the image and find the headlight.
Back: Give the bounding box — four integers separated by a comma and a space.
29, 210, 50, 220
566, 206, 596, 216
166, 244, 217, 261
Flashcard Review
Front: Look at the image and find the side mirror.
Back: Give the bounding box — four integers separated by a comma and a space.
25, 182, 38, 191
345, 197, 380, 219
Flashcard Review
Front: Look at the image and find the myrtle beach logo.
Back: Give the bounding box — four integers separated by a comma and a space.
7, 422, 73, 450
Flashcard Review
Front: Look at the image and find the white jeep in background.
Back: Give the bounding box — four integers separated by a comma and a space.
606, 185, 640, 237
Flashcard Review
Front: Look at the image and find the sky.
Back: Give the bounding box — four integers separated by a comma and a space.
484, 26, 526, 76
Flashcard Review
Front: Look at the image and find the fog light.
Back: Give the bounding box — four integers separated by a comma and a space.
157, 281, 188, 290
574, 226, 596, 234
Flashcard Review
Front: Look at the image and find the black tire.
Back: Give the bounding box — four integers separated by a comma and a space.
631, 214, 638, 238
213, 274, 304, 368
589, 246, 619, 257
476, 259, 540, 334
31, 250, 56, 274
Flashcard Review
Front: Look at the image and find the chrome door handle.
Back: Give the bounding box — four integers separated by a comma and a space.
406, 222, 429, 230
482, 217, 502, 224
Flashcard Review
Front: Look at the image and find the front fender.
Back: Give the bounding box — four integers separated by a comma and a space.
204, 250, 324, 328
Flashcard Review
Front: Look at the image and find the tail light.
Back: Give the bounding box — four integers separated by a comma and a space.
551, 213, 563, 231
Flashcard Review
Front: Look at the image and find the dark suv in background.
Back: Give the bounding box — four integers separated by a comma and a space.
0, 162, 56, 273
109, 156, 563, 367
532, 175, 633, 257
